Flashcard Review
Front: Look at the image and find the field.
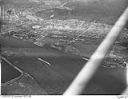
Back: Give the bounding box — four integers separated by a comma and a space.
1, 0, 128, 95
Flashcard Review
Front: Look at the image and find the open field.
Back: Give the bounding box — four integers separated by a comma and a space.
1, 0, 128, 95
